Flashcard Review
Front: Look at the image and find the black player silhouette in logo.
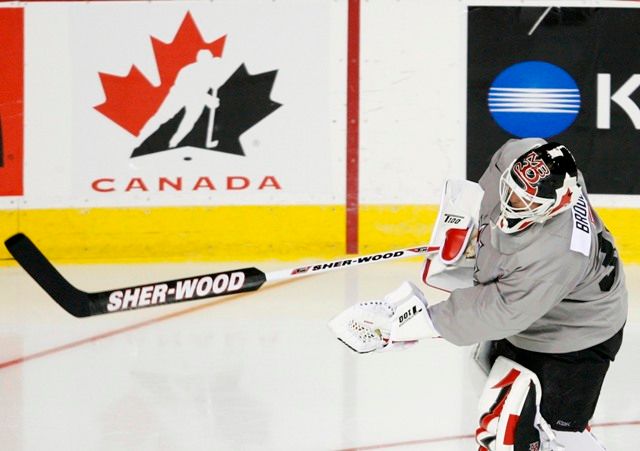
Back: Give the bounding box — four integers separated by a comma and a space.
138, 49, 230, 149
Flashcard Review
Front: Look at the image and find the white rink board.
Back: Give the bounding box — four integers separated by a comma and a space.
359, 0, 467, 205
3, 0, 640, 211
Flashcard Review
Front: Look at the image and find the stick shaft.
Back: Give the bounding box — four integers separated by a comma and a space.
5, 233, 437, 317
265, 246, 437, 282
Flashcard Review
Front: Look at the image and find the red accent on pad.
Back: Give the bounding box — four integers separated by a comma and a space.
492, 368, 521, 389
503, 414, 520, 445
441, 228, 469, 262
476, 368, 523, 448
480, 394, 507, 431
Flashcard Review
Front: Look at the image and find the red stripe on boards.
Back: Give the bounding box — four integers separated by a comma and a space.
0, 8, 24, 196
346, 0, 360, 254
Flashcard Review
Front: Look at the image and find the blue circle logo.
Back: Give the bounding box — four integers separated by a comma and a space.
488, 61, 580, 138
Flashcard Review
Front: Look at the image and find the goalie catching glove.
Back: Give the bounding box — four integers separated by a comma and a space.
328, 281, 439, 353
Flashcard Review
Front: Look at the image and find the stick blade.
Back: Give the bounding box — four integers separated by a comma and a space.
5, 233, 92, 317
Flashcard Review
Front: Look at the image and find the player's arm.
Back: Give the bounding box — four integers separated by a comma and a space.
428, 250, 586, 346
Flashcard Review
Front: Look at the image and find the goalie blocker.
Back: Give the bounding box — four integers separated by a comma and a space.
421, 179, 484, 292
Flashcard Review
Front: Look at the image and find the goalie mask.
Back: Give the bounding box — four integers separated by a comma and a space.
497, 142, 580, 234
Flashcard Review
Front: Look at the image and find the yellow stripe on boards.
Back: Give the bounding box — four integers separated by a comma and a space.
0, 205, 638, 264
0, 206, 346, 263
594, 207, 640, 264
359, 204, 439, 253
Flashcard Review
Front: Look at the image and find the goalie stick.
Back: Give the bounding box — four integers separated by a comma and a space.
5, 233, 437, 318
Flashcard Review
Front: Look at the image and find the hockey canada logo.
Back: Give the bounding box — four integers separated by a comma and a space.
94, 12, 281, 158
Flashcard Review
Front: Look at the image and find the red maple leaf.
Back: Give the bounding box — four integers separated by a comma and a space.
94, 12, 226, 136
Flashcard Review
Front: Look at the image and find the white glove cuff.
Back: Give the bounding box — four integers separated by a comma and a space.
386, 282, 439, 342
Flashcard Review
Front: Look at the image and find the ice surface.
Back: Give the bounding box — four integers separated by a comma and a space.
0, 260, 638, 450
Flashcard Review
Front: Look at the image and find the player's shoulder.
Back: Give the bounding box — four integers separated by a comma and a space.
525, 210, 592, 272
492, 208, 587, 262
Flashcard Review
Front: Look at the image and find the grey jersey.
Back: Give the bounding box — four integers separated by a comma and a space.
428, 138, 628, 353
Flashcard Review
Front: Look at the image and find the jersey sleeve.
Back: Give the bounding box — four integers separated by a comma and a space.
427, 245, 587, 346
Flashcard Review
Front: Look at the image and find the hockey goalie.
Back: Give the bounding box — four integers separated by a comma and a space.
328, 138, 627, 450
